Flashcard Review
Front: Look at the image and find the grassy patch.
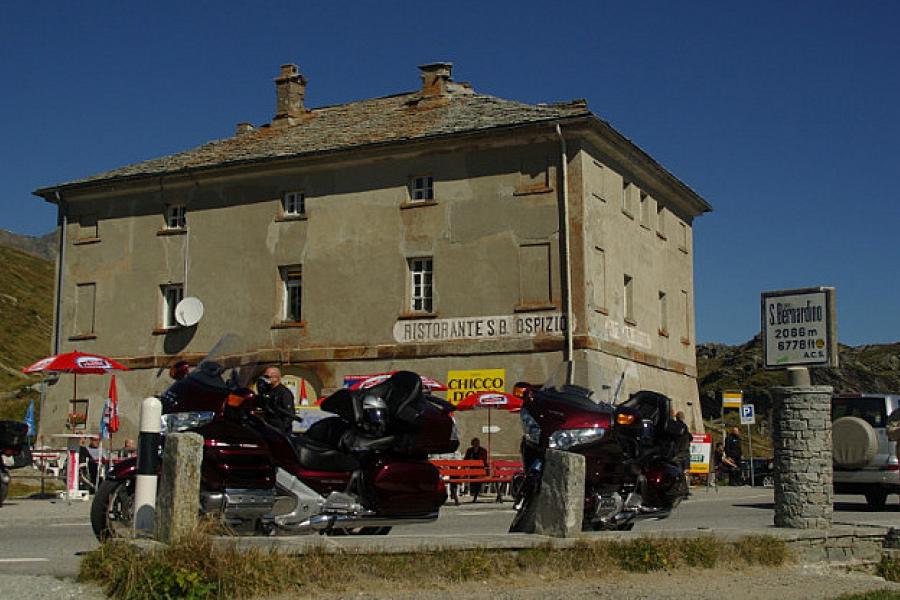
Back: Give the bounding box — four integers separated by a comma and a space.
79, 530, 788, 599
6, 478, 63, 498
878, 555, 900, 583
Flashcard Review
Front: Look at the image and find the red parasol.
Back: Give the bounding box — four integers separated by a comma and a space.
23, 351, 130, 429
348, 372, 448, 392
452, 391, 522, 462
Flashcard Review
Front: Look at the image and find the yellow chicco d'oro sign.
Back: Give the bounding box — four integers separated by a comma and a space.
446, 369, 506, 405
722, 391, 743, 408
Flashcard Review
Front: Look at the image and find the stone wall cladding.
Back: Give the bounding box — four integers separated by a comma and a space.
772, 385, 834, 529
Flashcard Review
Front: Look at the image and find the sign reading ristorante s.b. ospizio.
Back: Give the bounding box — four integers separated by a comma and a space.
393, 312, 568, 344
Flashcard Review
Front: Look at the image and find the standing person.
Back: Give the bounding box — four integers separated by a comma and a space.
463, 437, 488, 503
888, 408, 900, 508
673, 411, 692, 473
724, 426, 743, 485
117, 438, 136, 460
257, 367, 296, 436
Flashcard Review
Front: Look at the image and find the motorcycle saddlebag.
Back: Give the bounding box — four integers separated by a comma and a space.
0, 421, 28, 452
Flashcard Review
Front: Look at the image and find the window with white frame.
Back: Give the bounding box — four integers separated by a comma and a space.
408, 257, 433, 313
280, 265, 302, 323
409, 176, 434, 202
282, 191, 305, 216
161, 284, 184, 328
164, 204, 186, 229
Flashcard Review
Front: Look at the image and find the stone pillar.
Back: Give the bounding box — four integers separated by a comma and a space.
772, 385, 833, 529
156, 432, 203, 543
533, 449, 585, 537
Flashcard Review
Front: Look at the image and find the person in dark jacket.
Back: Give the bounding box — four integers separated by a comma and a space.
257, 367, 296, 436
463, 437, 489, 503
724, 427, 743, 485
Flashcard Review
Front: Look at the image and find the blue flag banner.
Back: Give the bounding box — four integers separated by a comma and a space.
99, 398, 112, 441
24, 399, 35, 437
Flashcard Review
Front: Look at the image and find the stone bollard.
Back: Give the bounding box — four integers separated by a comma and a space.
772, 384, 833, 529
156, 432, 203, 544
532, 449, 585, 537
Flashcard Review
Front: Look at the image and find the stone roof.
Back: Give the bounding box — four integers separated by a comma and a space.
42, 91, 592, 191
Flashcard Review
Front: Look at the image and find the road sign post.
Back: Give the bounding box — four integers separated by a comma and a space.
741, 404, 755, 487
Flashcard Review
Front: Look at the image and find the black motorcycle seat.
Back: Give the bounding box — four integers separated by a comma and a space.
291, 436, 360, 472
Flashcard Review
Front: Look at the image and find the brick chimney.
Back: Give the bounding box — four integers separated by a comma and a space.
273, 64, 308, 126
418, 62, 453, 97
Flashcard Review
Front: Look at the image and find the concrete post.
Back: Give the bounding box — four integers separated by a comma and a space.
772, 384, 833, 529
134, 397, 161, 536
533, 449, 585, 537
156, 432, 203, 544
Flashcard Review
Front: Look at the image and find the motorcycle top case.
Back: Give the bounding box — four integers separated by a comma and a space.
0, 421, 29, 451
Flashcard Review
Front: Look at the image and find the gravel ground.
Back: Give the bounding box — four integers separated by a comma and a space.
3, 563, 897, 599
0, 574, 104, 599
304, 564, 900, 600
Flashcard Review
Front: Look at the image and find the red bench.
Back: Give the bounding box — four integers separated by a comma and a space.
431, 459, 523, 501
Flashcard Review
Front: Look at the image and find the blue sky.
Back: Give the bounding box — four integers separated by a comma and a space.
1, 2, 898, 346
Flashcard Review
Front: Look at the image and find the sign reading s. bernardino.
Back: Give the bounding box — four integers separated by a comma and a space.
761, 287, 838, 369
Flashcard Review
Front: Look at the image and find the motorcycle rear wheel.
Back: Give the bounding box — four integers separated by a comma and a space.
91, 479, 135, 541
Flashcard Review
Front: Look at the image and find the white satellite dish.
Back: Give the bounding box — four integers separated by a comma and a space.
175, 297, 204, 327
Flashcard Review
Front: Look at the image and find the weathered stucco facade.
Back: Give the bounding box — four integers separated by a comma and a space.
35, 63, 711, 455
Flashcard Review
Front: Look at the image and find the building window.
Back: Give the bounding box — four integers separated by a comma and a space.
656, 203, 666, 239
164, 205, 186, 230
409, 176, 434, 202
658, 291, 668, 335
74, 283, 96, 336
592, 246, 607, 313
516, 154, 551, 195
679, 221, 689, 253
622, 181, 633, 218
518, 243, 552, 308
282, 191, 305, 217
160, 284, 184, 329
408, 257, 433, 313
639, 192, 650, 227
624, 275, 634, 324
681, 289, 691, 344
280, 265, 302, 323
77, 214, 99, 241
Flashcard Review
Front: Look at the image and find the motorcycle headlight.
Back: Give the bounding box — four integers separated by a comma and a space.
161, 411, 215, 434
520, 408, 542, 444
548, 427, 606, 450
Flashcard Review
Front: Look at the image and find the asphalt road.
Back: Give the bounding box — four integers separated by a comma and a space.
1, 487, 897, 578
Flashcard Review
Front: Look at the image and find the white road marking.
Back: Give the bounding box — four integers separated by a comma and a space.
0, 558, 50, 563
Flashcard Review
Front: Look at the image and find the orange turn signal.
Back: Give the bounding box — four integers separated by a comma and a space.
512, 383, 529, 399
616, 413, 637, 426
226, 393, 246, 408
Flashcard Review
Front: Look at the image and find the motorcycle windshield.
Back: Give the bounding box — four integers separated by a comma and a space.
193, 333, 258, 391
540, 356, 617, 407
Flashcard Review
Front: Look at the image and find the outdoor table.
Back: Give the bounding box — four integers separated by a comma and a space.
51, 433, 95, 501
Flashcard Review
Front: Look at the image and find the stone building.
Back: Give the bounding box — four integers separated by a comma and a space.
34, 62, 711, 453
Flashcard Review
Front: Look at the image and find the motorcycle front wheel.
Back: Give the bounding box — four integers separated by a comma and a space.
91, 478, 135, 541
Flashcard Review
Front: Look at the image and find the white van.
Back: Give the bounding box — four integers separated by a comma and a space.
831, 393, 900, 509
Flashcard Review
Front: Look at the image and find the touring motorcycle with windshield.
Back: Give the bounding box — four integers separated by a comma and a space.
509, 365, 690, 532
91, 335, 459, 539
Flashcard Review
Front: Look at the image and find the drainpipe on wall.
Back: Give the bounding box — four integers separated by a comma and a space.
53, 190, 66, 355
556, 123, 575, 383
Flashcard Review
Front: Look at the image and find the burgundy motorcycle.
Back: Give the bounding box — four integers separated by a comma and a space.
92, 335, 459, 539
509, 364, 690, 532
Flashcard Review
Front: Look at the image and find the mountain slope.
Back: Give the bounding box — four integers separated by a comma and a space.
0, 229, 57, 262
0, 244, 54, 394
697, 336, 900, 420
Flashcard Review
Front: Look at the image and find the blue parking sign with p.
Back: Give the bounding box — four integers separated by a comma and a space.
740, 404, 755, 425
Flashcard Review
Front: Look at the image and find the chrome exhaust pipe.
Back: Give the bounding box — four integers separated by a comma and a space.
287, 512, 440, 533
